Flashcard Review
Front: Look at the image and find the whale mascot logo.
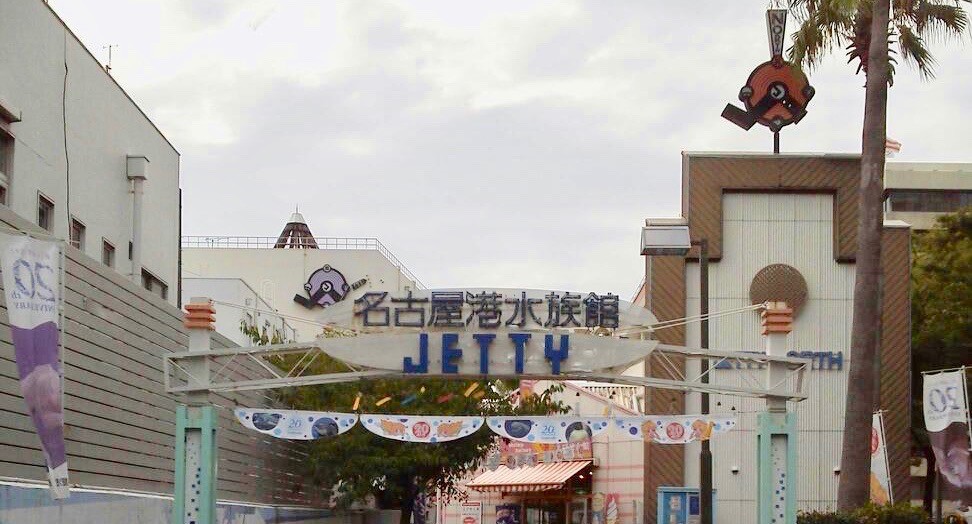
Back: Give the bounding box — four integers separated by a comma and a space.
293, 265, 366, 309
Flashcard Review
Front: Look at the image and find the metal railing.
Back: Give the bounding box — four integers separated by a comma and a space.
181, 236, 426, 289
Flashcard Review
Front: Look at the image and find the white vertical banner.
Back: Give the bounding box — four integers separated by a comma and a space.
923, 370, 972, 510
0, 233, 69, 498
869, 412, 893, 504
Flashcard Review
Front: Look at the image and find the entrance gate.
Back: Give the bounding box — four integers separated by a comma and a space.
165, 292, 808, 524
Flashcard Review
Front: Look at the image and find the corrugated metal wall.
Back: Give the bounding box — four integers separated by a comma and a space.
0, 206, 318, 506
684, 193, 854, 522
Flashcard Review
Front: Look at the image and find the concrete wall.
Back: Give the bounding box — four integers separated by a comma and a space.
0, 206, 320, 507
0, 0, 180, 303
182, 247, 419, 341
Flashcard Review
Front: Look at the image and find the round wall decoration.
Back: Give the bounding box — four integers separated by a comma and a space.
749, 264, 808, 314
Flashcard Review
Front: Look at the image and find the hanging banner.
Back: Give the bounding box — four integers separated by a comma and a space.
614, 415, 737, 444
0, 233, 68, 499
360, 415, 484, 442
486, 416, 613, 444
234, 408, 357, 439
922, 370, 972, 510
496, 436, 593, 469
869, 412, 893, 504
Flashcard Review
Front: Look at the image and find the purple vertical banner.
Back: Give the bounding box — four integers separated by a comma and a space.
0, 233, 69, 499
923, 370, 971, 513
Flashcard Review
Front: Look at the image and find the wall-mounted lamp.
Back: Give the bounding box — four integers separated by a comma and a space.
730, 466, 740, 475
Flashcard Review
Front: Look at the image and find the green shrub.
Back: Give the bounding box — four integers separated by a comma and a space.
797, 503, 929, 524
851, 502, 927, 524
797, 510, 858, 524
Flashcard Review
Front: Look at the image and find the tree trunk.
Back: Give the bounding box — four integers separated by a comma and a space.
836, 0, 891, 511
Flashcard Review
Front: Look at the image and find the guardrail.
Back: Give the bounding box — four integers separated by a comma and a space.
181, 236, 426, 289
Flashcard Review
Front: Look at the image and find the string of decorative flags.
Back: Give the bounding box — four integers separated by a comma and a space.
234, 408, 736, 445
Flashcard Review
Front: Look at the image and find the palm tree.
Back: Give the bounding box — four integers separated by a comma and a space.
785, 0, 969, 511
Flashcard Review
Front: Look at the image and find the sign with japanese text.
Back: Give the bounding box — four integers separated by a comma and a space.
313, 289, 659, 377
499, 437, 593, 468
460, 501, 483, 524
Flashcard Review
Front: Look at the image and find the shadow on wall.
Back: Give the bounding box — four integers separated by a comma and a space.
0, 482, 376, 524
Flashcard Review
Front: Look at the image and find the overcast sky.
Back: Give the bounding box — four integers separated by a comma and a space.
50, 0, 972, 295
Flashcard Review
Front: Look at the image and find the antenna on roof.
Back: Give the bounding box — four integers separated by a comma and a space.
103, 44, 118, 73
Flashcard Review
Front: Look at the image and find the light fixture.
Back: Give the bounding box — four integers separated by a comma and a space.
641, 218, 691, 256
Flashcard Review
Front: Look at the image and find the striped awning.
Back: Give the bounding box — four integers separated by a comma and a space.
466, 461, 591, 493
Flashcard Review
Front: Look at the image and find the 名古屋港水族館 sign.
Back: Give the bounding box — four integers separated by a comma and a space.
312, 289, 659, 378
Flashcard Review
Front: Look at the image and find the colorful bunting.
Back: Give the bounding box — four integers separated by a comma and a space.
463, 382, 480, 397
486, 417, 614, 443
375, 396, 392, 406
614, 415, 737, 444
360, 415, 484, 443
235, 408, 357, 440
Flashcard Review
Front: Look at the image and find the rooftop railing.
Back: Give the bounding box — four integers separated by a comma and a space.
181, 236, 426, 289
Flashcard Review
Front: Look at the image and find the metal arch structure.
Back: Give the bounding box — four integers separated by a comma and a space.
168, 297, 809, 524
163, 339, 809, 400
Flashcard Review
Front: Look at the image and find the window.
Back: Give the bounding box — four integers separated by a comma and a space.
888, 190, 972, 213
37, 194, 54, 231
102, 240, 115, 268
69, 218, 85, 250
0, 122, 12, 204
141, 269, 168, 300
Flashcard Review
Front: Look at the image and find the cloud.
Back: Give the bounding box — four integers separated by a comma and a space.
48, 0, 972, 295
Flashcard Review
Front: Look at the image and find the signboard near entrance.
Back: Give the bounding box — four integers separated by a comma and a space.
312, 288, 660, 377
461, 501, 483, 524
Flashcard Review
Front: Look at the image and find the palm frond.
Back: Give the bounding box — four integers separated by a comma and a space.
911, 1, 969, 43
897, 24, 938, 78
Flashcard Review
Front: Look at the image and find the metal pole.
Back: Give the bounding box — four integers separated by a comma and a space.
773, 132, 780, 154
934, 465, 942, 524
698, 239, 713, 524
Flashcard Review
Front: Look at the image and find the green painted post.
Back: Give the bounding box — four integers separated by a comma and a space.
756, 412, 797, 524
173, 405, 218, 524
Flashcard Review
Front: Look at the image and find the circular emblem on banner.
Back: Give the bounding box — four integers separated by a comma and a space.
412, 421, 431, 439
312, 417, 339, 439
504, 420, 533, 439
665, 422, 685, 440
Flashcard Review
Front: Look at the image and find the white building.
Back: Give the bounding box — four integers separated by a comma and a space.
449, 381, 646, 524
181, 212, 424, 342
182, 277, 298, 347
0, 0, 181, 304
638, 153, 911, 523
884, 162, 972, 230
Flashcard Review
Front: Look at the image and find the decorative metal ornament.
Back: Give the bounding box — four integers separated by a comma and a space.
722, 10, 815, 142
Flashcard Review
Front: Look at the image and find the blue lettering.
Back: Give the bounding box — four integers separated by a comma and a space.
508, 333, 530, 374
827, 352, 843, 370
441, 333, 462, 374
473, 333, 495, 374
544, 334, 569, 375
403, 333, 429, 373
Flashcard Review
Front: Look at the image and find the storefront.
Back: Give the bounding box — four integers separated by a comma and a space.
467, 460, 595, 524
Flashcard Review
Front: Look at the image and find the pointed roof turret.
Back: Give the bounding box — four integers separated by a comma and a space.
274, 207, 319, 249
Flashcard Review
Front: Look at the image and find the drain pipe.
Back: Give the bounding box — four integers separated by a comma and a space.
127, 156, 149, 284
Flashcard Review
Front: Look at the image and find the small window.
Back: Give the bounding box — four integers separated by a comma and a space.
0, 125, 12, 204
69, 218, 85, 250
141, 268, 168, 300
102, 240, 115, 268
37, 194, 54, 231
